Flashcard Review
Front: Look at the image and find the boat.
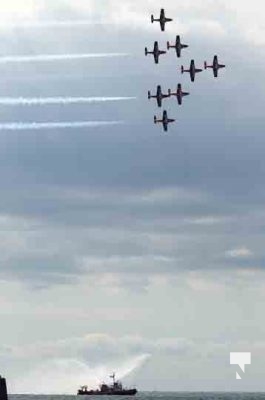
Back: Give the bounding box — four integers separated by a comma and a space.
0, 376, 8, 400
77, 373, 137, 396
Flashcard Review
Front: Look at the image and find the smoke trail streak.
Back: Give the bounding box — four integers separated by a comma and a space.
0, 121, 122, 131
0, 53, 129, 64
0, 20, 106, 29
0, 97, 136, 105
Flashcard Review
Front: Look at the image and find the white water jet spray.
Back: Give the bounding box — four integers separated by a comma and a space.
13, 353, 150, 394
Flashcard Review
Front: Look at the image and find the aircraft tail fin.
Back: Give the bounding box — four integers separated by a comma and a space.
151, 15, 154, 23
148, 91, 151, 99
168, 89, 171, 95
154, 116, 157, 124
204, 61, 207, 69
145, 47, 148, 56
181, 65, 184, 74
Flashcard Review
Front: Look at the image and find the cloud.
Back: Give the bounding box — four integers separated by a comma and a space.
0, 183, 263, 289
0, 0, 38, 23
17, 0, 261, 46
226, 247, 253, 259
0, 183, 221, 287
0, 0, 263, 47
222, 0, 265, 45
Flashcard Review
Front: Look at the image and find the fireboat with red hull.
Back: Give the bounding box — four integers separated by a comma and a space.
78, 373, 137, 396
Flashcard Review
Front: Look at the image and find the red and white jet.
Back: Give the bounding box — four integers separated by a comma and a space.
151, 9, 173, 32
181, 60, 203, 82
167, 35, 188, 58
204, 55, 226, 78
148, 85, 171, 107
154, 110, 175, 132
145, 41, 166, 64
170, 84, 190, 105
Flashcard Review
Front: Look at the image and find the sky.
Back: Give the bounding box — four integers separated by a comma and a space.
0, 0, 265, 393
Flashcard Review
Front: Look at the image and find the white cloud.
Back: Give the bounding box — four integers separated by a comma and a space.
225, 247, 253, 258
185, 216, 231, 225
0, 0, 38, 23
223, 0, 265, 45
0, 0, 263, 46
32, 0, 263, 45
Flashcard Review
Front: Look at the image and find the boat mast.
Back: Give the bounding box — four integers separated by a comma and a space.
109, 373, 116, 386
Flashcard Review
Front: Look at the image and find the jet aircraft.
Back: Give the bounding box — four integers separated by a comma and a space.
181, 60, 203, 82
148, 85, 171, 107
145, 41, 166, 64
154, 110, 175, 132
170, 84, 190, 105
167, 35, 188, 58
204, 55, 226, 78
151, 8, 173, 31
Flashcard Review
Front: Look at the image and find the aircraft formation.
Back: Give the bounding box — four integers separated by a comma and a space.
146, 8, 226, 132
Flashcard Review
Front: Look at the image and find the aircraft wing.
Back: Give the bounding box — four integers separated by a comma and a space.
163, 121, 168, 132
154, 53, 159, 64
157, 97, 162, 107
160, 20, 165, 31
177, 96, 182, 105
214, 69, 218, 78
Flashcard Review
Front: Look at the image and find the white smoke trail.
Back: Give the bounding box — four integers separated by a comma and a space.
0, 96, 136, 105
0, 53, 129, 64
0, 20, 106, 29
0, 121, 122, 131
